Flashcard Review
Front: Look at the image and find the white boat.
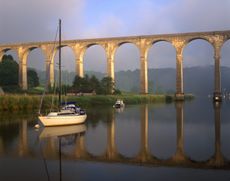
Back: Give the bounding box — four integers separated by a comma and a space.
39, 124, 86, 139
113, 99, 125, 108
39, 112, 87, 127
38, 19, 87, 127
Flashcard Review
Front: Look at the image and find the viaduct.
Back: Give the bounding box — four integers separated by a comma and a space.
1, 30, 230, 100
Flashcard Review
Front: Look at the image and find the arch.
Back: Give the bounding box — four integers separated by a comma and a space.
0, 48, 19, 63
52, 45, 76, 85
114, 42, 140, 93
221, 39, 230, 67
117, 41, 138, 47
184, 39, 214, 66
183, 39, 214, 96
86, 43, 104, 49
83, 44, 107, 74
27, 47, 45, 88
151, 39, 173, 45
147, 41, 176, 94
221, 39, 230, 96
186, 36, 213, 45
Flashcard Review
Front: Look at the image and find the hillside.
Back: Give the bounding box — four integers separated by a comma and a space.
37, 66, 230, 96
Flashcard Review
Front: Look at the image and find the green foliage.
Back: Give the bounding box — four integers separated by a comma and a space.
0, 55, 40, 92
27, 68, 39, 88
113, 89, 121, 95
0, 55, 19, 87
72, 74, 117, 95
99, 76, 114, 95
72, 75, 87, 92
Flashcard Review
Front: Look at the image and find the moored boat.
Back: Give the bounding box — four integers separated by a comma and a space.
113, 99, 125, 108
38, 19, 87, 127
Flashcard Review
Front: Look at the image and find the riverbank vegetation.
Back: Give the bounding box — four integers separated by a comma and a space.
0, 94, 194, 112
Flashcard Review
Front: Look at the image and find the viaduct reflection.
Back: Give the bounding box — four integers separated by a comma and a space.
3, 103, 230, 169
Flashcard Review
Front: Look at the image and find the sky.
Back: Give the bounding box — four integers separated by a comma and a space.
0, 0, 230, 72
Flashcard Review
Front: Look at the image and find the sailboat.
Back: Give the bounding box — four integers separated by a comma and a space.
38, 19, 87, 127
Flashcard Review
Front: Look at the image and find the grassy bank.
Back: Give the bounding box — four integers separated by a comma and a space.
0, 94, 194, 111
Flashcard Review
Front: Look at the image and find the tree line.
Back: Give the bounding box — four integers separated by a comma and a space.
71, 74, 121, 95
0, 55, 39, 92
0, 55, 121, 95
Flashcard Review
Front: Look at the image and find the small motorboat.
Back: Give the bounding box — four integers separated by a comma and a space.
113, 99, 125, 108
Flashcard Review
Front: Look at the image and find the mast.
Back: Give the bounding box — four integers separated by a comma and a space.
58, 19, 62, 108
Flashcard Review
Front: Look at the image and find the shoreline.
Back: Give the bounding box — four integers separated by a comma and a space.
0, 94, 194, 111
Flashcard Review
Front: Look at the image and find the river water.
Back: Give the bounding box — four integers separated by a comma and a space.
0, 98, 230, 181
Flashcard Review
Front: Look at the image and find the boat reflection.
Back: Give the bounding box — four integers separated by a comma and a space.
39, 124, 87, 139
114, 106, 125, 113
39, 124, 87, 181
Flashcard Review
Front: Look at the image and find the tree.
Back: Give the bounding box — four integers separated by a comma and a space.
100, 76, 114, 95
0, 55, 40, 92
72, 75, 117, 95
27, 68, 39, 88
72, 75, 85, 92
0, 55, 19, 88
90, 75, 100, 92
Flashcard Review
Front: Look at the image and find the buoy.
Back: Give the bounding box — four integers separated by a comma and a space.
34, 124, 40, 129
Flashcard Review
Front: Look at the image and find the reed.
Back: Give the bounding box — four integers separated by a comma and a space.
0, 94, 194, 111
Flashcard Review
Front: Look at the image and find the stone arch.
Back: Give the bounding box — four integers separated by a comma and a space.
117, 40, 138, 47
26, 46, 46, 88
26, 46, 43, 61
152, 39, 173, 46
52, 45, 76, 85
147, 40, 176, 94
220, 39, 230, 97
183, 38, 214, 96
0, 48, 18, 62
83, 43, 107, 74
184, 38, 214, 66
221, 39, 230, 66
186, 36, 213, 46
114, 41, 140, 93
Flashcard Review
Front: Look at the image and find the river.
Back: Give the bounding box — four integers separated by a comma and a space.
0, 97, 230, 181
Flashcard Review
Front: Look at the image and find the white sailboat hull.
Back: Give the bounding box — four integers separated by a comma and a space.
39, 113, 87, 127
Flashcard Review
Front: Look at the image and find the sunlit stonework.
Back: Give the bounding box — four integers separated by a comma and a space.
0, 30, 230, 100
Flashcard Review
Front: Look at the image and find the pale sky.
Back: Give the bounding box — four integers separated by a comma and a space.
0, 0, 230, 72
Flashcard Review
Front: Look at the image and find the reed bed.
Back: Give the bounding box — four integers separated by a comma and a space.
0, 94, 194, 111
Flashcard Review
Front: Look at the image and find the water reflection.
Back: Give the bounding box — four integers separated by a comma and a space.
38, 124, 87, 181
0, 102, 230, 170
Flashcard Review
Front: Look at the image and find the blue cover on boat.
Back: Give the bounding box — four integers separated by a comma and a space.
61, 101, 76, 105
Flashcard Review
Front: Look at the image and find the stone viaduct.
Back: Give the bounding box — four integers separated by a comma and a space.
0, 30, 230, 100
